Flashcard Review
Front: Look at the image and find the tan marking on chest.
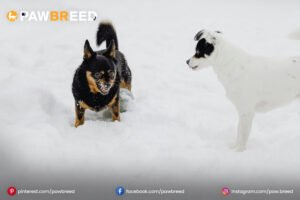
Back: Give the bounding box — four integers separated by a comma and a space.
79, 101, 92, 110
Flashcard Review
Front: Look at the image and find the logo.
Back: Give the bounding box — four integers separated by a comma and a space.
7, 10, 18, 22
221, 187, 230, 196
7, 186, 17, 196
6, 10, 97, 22
115, 186, 125, 196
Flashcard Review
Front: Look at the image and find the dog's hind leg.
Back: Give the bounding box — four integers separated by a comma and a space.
234, 112, 255, 151
75, 101, 85, 128
120, 80, 132, 91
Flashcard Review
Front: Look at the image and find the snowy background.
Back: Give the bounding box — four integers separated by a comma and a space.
0, 0, 300, 199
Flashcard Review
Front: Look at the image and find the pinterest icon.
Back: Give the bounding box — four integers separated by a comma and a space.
221, 187, 230, 196
7, 186, 17, 196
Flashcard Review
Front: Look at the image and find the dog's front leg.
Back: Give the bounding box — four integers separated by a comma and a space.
109, 94, 120, 122
75, 101, 85, 128
235, 112, 254, 151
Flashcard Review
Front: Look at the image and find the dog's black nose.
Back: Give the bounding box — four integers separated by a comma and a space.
186, 60, 190, 65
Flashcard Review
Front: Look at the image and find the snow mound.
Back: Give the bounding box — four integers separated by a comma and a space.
120, 88, 134, 112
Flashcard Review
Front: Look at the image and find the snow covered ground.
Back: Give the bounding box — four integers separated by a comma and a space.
0, 0, 300, 199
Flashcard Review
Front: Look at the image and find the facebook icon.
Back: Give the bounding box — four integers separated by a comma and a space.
115, 186, 125, 196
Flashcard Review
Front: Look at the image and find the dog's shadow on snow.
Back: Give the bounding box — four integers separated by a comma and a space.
82, 90, 134, 123
85, 109, 113, 122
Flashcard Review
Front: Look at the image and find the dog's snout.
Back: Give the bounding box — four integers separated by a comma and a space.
186, 59, 190, 65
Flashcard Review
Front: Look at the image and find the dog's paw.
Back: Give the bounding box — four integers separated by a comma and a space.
75, 119, 84, 128
229, 142, 246, 152
229, 142, 237, 149
112, 115, 120, 122
235, 146, 246, 152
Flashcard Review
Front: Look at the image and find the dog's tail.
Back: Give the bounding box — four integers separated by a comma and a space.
96, 21, 119, 50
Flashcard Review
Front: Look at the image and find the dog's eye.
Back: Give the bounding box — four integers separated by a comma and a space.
94, 72, 101, 78
195, 50, 201, 58
109, 71, 115, 79
94, 71, 104, 79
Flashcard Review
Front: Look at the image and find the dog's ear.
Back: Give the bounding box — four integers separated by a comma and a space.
104, 40, 116, 59
83, 40, 95, 60
194, 30, 204, 41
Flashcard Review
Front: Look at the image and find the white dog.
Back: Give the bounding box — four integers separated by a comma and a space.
187, 30, 300, 151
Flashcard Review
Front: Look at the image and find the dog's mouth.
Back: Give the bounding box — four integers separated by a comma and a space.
98, 83, 111, 95
191, 65, 198, 70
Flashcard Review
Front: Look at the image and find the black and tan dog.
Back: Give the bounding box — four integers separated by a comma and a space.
72, 21, 132, 127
